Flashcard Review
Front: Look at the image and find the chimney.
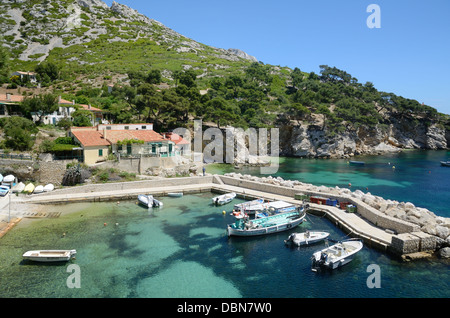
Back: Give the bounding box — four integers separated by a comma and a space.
102, 128, 107, 140
88, 104, 91, 109
72, 100, 75, 105
6, 93, 11, 100
58, 95, 61, 103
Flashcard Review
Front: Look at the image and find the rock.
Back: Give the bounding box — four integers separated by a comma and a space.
438, 247, 450, 259
436, 225, 450, 240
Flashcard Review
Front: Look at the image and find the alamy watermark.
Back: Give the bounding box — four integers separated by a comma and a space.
172, 120, 280, 174
367, 4, 381, 29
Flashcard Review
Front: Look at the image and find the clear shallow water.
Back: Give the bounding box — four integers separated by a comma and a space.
0, 150, 449, 298
0, 192, 449, 298
207, 150, 450, 218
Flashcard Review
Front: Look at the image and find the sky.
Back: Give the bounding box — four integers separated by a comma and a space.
103, 0, 450, 115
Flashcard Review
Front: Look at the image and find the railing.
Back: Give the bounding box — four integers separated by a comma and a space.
0, 153, 33, 160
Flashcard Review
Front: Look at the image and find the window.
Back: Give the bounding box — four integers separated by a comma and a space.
124, 126, 129, 130
99, 149, 103, 156
141, 125, 146, 129
106, 126, 111, 130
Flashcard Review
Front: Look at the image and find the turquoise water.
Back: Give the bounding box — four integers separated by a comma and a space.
0, 150, 449, 298
208, 150, 450, 218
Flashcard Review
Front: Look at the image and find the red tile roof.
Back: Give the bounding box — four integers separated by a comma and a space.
0, 94, 24, 103
71, 130, 110, 147
165, 132, 190, 145
104, 130, 165, 143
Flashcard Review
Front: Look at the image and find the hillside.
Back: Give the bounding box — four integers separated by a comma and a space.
0, 0, 449, 158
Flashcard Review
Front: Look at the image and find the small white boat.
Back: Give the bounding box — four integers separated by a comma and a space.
212, 192, 236, 206
441, 161, 450, 167
138, 194, 154, 208
138, 194, 163, 208
22, 249, 77, 262
33, 185, 44, 194
311, 239, 363, 271
284, 231, 330, 246
12, 182, 25, 193
167, 192, 183, 197
227, 210, 305, 237
43, 184, 54, 192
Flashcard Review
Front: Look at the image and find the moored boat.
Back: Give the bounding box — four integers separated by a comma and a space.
167, 192, 183, 197
22, 249, 77, 262
138, 194, 154, 208
440, 161, 450, 167
349, 161, 365, 166
212, 192, 236, 206
227, 210, 306, 237
2, 174, 16, 188
284, 231, 330, 246
311, 239, 363, 271
138, 194, 163, 208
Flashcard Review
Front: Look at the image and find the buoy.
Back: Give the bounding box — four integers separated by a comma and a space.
104, 223, 107, 226
348, 183, 352, 187
222, 210, 226, 215
392, 166, 396, 169
115, 223, 119, 226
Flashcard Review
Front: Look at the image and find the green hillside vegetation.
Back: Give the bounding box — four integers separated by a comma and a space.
0, 0, 448, 140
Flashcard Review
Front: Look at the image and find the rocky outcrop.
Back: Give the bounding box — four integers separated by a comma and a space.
282, 121, 447, 158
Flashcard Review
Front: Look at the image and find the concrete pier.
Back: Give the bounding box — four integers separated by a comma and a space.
6, 175, 437, 258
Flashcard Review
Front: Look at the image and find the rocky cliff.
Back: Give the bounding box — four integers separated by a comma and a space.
281, 119, 448, 158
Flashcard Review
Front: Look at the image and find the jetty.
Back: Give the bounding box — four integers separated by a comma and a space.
8, 174, 444, 259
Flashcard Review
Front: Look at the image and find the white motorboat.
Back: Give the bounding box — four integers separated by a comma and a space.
311, 239, 363, 271
440, 161, 450, 167
212, 192, 236, 206
284, 231, 330, 246
167, 192, 183, 197
43, 184, 54, 192
22, 249, 77, 262
138, 194, 154, 208
138, 194, 163, 208
227, 210, 306, 237
2, 174, 16, 188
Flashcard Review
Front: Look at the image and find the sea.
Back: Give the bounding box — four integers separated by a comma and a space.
0, 150, 448, 300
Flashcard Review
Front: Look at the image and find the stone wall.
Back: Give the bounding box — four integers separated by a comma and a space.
218, 175, 419, 234
0, 159, 69, 185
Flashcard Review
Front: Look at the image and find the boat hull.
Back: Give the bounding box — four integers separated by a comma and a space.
311, 239, 363, 270
22, 250, 76, 262
227, 213, 305, 237
285, 231, 330, 246
212, 192, 236, 206
167, 192, 183, 197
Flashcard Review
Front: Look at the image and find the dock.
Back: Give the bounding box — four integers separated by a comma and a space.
7, 174, 436, 257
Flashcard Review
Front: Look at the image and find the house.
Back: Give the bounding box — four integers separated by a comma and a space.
69, 124, 176, 165
0, 93, 24, 116
164, 132, 190, 155
12, 71, 37, 84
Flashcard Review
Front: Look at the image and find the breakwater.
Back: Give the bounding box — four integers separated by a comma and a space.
18, 174, 450, 259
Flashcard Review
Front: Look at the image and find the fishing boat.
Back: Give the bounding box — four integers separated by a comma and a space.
234, 198, 264, 211
311, 239, 363, 271
212, 192, 236, 206
23, 183, 35, 194
22, 249, 77, 262
12, 182, 25, 193
138, 194, 163, 208
167, 192, 183, 197
43, 184, 54, 192
284, 231, 330, 246
440, 161, 450, 167
33, 185, 44, 194
227, 210, 306, 237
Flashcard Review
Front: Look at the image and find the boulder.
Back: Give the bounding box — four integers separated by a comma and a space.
438, 247, 450, 259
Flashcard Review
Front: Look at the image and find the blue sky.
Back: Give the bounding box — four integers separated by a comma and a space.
103, 0, 450, 115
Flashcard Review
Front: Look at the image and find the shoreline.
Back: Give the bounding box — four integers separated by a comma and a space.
1, 174, 448, 260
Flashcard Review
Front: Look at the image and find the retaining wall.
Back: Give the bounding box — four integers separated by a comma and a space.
217, 175, 419, 234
